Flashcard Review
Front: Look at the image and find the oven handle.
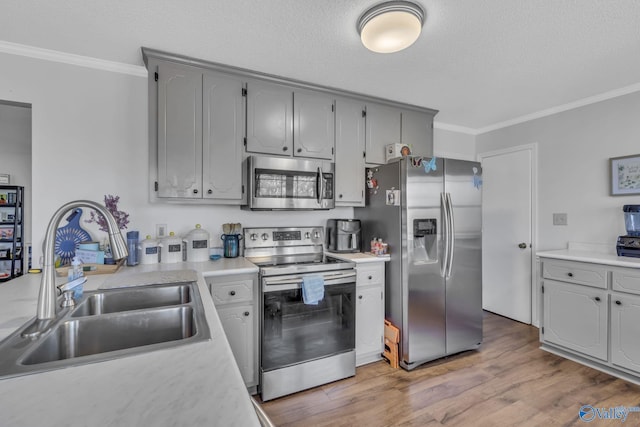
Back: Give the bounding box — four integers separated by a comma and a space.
263, 271, 356, 292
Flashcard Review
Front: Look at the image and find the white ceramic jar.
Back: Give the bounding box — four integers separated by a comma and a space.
159, 232, 183, 264
138, 235, 159, 265
183, 224, 210, 262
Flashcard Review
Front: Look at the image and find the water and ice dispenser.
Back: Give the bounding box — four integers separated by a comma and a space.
412, 218, 437, 263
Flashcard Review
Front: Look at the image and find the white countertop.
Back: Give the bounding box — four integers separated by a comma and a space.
537, 249, 640, 269
0, 257, 260, 427
326, 251, 390, 263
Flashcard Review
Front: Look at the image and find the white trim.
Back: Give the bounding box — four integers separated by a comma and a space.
476, 83, 640, 135
477, 143, 539, 327
433, 121, 476, 135
0, 41, 147, 78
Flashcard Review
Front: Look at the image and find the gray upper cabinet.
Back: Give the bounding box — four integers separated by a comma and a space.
245, 80, 293, 156
335, 98, 366, 206
202, 72, 245, 201
153, 59, 244, 203
157, 61, 203, 198
246, 80, 335, 160
293, 90, 335, 160
365, 103, 401, 165
401, 109, 434, 158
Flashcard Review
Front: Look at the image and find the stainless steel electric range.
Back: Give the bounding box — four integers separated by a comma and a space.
244, 226, 356, 401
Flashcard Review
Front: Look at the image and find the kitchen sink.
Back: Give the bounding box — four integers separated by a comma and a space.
0, 281, 210, 379
70, 284, 191, 317
23, 306, 196, 365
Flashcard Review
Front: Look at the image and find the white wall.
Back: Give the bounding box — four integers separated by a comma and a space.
476, 91, 640, 251
0, 103, 31, 245
434, 127, 476, 161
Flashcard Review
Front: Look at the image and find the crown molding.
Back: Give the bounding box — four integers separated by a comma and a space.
0, 41, 147, 77
475, 82, 640, 135
433, 121, 477, 135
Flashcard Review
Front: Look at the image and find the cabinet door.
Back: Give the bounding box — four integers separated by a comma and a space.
217, 304, 256, 386
401, 110, 433, 157
542, 280, 608, 360
202, 72, 244, 202
246, 80, 293, 156
611, 293, 640, 373
335, 98, 365, 206
157, 62, 203, 198
365, 103, 401, 165
356, 285, 384, 366
293, 90, 335, 160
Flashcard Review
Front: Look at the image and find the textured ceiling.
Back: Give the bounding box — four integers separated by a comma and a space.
1, 0, 640, 131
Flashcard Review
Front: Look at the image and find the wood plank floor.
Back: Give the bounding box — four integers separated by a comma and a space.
258, 311, 640, 426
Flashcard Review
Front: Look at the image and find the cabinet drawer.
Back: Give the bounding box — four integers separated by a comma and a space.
611, 267, 640, 296
357, 263, 384, 286
542, 260, 607, 289
208, 278, 254, 305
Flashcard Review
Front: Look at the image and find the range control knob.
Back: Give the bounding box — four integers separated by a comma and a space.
261, 233, 269, 241
304, 232, 311, 239
250, 233, 258, 241
313, 230, 320, 239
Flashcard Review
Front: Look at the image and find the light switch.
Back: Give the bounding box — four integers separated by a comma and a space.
553, 213, 568, 226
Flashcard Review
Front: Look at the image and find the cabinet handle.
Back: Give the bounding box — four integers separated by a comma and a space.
229, 290, 236, 296
358, 295, 363, 299
616, 300, 622, 305
193, 189, 199, 194
339, 194, 343, 199
594, 297, 600, 302
207, 189, 212, 194
244, 311, 250, 316
567, 272, 573, 277
297, 148, 302, 153
368, 275, 372, 280
283, 146, 288, 152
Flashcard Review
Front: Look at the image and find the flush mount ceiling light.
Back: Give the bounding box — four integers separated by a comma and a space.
357, 1, 425, 53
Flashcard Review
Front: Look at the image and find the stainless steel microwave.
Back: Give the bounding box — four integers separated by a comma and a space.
245, 156, 334, 210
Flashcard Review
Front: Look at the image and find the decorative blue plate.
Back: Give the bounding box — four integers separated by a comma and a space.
55, 208, 92, 265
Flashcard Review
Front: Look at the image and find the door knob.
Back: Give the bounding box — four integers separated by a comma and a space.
518, 242, 527, 249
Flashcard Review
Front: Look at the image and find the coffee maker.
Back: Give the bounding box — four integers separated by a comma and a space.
616, 205, 640, 257
326, 219, 361, 253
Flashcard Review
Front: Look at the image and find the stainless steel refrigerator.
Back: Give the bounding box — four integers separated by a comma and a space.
355, 156, 482, 370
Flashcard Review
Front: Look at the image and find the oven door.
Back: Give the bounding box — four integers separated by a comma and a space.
247, 156, 334, 210
261, 270, 355, 372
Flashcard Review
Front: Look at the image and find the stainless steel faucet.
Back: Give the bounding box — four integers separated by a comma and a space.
23, 200, 128, 338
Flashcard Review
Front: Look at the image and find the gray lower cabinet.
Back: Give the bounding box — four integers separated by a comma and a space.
610, 292, 640, 372
152, 59, 245, 203
335, 98, 366, 206
246, 80, 335, 160
206, 273, 259, 390
355, 263, 385, 366
542, 279, 608, 361
539, 256, 640, 384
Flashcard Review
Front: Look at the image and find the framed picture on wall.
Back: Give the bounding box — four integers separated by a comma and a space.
611, 154, 640, 196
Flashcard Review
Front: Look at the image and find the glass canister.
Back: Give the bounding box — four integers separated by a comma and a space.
221, 234, 243, 258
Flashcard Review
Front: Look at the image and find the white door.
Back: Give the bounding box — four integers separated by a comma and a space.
480, 145, 535, 324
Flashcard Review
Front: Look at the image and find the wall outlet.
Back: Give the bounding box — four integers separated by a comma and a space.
156, 223, 167, 238
553, 213, 568, 226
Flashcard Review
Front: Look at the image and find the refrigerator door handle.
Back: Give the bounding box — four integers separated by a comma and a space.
445, 192, 455, 279
441, 192, 449, 277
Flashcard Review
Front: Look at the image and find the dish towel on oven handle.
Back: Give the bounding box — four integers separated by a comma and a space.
302, 275, 325, 305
